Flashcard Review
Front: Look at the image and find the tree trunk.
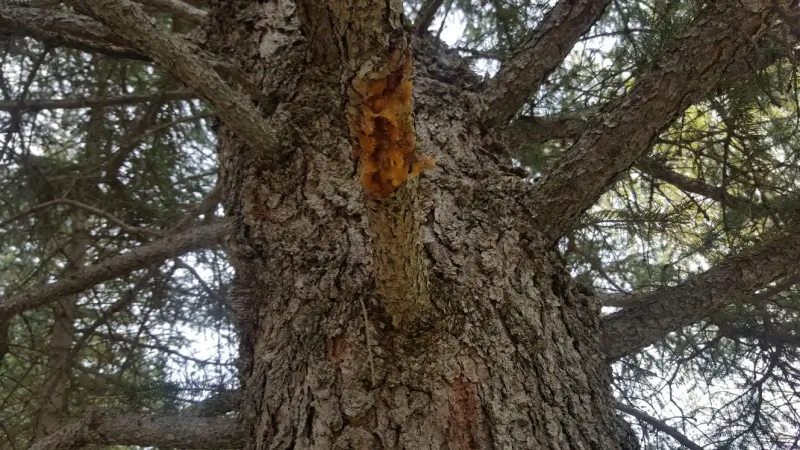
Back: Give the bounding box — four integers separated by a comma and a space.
208, 2, 634, 448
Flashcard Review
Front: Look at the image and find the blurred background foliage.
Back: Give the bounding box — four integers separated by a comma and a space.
0, 0, 799, 448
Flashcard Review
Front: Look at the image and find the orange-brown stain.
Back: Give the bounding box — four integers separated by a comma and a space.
347, 46, 435, 197
444, 375, 483, 449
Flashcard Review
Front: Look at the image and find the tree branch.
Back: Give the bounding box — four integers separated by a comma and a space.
136, 0, 207, 24
0, 6, 148, 60
482, 0, 611, 126
597, 292, 639, 308
615, 402, 704, 450
0, 89, 195, 112
602, 220, 800, 361
600, 271, 798, 307
414, 0, 446, 35
717, 321, 800, 348
0, 198, 162, 237
498, 17, 800, 146
633, 158, 756, 211
179, 389, 241, 417
527, 0, 777, 243
168, 180, 223, 232
507, 116, 785, 219
0, 222, 226, 316
503, 117, 779, 216
28, 411, 242, 450
502, 113, 591, 145
68, 0, 281, 160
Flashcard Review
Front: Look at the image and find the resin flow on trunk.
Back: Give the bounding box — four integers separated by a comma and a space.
345, 34, 435, 198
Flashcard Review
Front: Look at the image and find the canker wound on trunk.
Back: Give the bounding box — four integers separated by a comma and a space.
346, 40, 435, 197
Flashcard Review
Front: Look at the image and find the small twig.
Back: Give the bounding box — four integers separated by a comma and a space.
0, 198, 162, 237
0, 90, 196, 112
360, 297, 377, 387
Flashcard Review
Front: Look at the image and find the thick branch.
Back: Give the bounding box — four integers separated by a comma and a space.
0, 6, 148, 60
615, 402, 704, 450
29, 411, 242, 450
0, 222, 226, 316
528, 0, 776, 243
506, 116, 772, 215
68, 0, 281, 160
602, 220, 800, 361
600, 271, 798, 308
483, 0, 610, 126
499, 20, 800, 146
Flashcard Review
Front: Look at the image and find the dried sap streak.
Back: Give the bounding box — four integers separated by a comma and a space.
347, 45, 435, 198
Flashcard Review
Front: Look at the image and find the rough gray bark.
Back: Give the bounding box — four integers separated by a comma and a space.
28, 412, 242, 450
210, 1, 631, 448
135, 0, 206, 24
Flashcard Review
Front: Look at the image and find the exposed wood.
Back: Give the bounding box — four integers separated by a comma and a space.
295, 0, 435, 327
